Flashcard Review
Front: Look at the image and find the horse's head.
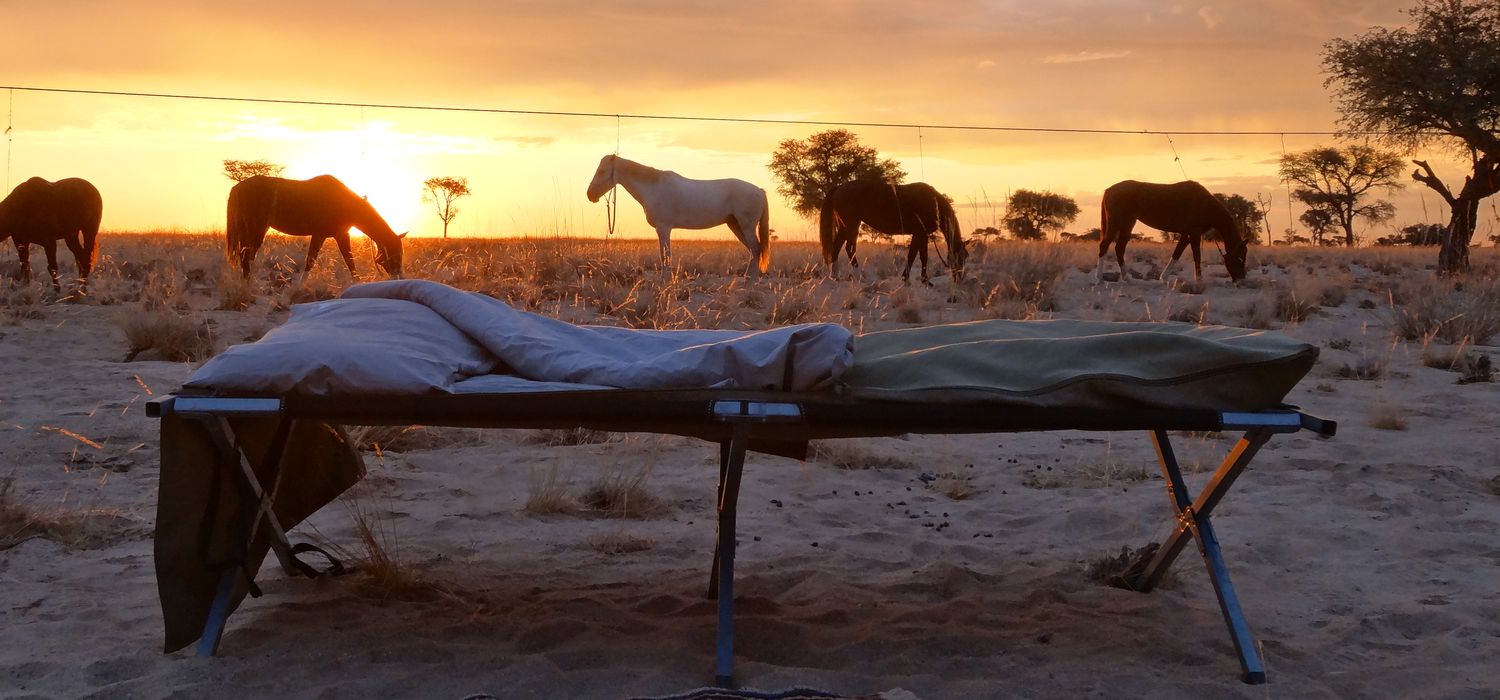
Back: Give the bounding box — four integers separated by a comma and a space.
586, 155, 617, 203
1221, 229, 1248, 282
375, 232, 407, 277
949, 233, 969, 282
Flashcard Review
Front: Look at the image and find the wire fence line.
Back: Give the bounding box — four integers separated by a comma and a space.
1, 84, 1383, 138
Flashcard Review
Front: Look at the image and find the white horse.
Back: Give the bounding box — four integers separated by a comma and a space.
586, 154, 771, 276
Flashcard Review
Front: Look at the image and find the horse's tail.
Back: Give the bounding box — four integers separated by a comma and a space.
937, 194, 965, 275
225, 183, 245, 269
757, 191, 771, 274
818, 188, 837, 265
1098, 191, 1113, 254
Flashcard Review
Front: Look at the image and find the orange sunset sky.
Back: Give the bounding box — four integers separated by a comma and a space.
1, 1, 1492, 243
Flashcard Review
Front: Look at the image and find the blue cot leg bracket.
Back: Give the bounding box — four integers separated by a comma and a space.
1133, 428, 1274, 685
713, 422, 750, 688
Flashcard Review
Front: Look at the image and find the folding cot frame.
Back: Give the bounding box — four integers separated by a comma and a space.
148, 389, 1336, 686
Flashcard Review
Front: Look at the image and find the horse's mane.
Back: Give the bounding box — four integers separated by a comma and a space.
612, 155, 667, 184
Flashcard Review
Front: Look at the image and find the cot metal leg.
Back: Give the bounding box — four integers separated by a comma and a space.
713, 423, 749, 688
195, 568, 238, 657
1133, 429, 1273, 685
199, 416, 301, 577
187, 415, 304, 657
708, 439, 732, 599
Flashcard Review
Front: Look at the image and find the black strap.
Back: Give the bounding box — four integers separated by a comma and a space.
288, 542, 350, 578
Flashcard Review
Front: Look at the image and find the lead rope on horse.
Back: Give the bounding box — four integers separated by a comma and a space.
606, 115, 620, 237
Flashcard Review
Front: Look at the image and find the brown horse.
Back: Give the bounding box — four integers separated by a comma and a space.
819, 180, 967, 284
227, 175, 405, 279
1096, 180, 1247, 284
0, 177, 103, 290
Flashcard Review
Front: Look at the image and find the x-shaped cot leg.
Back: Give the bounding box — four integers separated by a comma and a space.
707, 423, 750, 687
191, 415, 300, 657
1131, 428, 1274, 685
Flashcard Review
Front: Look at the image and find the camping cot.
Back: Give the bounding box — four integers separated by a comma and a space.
148, 279, 1336, 686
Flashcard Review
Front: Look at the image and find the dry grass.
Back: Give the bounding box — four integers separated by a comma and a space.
1085, 543, 1176, 591
522, 428, 619, 446
1368, 403, 1408, 431
525, 463, 579, 515
344, 425, 491, 453
809, 440, 919, 470
583, 530, 655, 555
0, 283, 49, 325
0, 474, 135, 550
118, 307, 216, 362
1389, 274, 1500, 345
333, 486, 484, 614
1335, 352, 1389, 380
928, 467, 979, 500
580, 455, 666, 519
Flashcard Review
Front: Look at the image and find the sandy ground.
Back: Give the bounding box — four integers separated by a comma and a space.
2, 244, 1498, 700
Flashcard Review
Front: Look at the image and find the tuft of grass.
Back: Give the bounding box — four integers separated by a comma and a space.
525, 463, 579, 515
118, 305, 215, 362
580, 459, 665, 519
584, 530, 654, 555
345, 425, 490, 453
1334, 353, 1388, 380
522, 428, 618, 446
215, 265, 256, 311
1422, 345, 1494, 384
1368, 403, 1408, 431
1084, 543, 1175, 591
809, 440, 918, 470
928, 467, 979, 500
0, 283, 48, 325
1389, 275, 1500, 345
0, 474, 133, 550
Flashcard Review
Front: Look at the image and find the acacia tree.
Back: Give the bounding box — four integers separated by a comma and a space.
422, 176, 471, 239
1279, 145, 1404, 247
222, 159, 284, 182
1002, 189, 1080, 241
1323, 0, 1500, 270
1214, 193, 1266, 245
767, 130, 906, 218
1298, 209, 1340, 246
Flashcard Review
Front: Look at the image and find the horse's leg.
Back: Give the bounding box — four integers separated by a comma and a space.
725, 217, 757, 278
42, 240, 62, 291
63, 233, 88, 291
655, 225, 673, 265
1096, 232, 1111, 283
1163, 236, 1191, 282
301, 235, 327, 281
14, 240, 31, 285
912, 233, 924, 286
1189, 234, 1203, 282
333, 231, 357, 278
1114, 224, 1133, 283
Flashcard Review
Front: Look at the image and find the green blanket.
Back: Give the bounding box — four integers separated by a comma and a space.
841, 319, 1319, 411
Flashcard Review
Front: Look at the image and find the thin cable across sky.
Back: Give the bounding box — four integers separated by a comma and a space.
1, 84, 1375, 138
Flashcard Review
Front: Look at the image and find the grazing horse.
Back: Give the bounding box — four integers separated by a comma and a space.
819, 180, 967, 284
227, 174, 405, 279
0, 177, 103, 290
1096, 180, 1247, 284
586, 155, 771, 275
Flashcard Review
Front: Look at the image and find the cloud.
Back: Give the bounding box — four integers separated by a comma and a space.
1198, 6, 1224, 29
1040, 50, 1132, 64
977, 59, 997, 69
494, 135, 556, 147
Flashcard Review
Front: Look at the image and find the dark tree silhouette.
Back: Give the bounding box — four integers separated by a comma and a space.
768, 130, 905, 218
1003, 189, 1080, 241
1279, 145, 1404, 247
1323, 0, 1500, 270
422, 176, 471, 239
223, 159, 285, 183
